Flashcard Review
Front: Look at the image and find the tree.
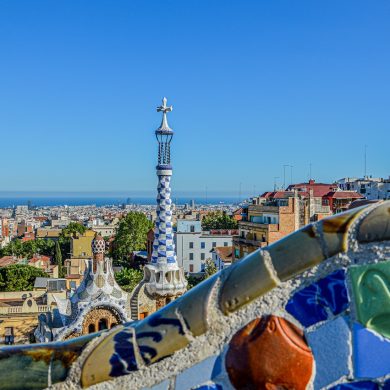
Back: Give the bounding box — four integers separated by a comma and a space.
115, 268, 143, 292
204, 258, 217, 278
0, 265, 48, 292
54, 241, 64, 278
0, 239, 56, 259
111, 212, 153, 266
60, 222, 86, 238
202, 212, 238, 231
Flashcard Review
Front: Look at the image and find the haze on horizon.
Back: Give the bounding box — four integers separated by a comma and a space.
0, 0, 389, 194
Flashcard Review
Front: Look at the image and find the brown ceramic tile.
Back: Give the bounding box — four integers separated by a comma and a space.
320, 206, 366, 257
226, 316, 314, 390
357, 201, 390, 243
267, 225, 325, 281
219, 250, 279, 314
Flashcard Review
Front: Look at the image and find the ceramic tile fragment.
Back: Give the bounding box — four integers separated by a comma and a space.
0, 333, 95, 389
383, 378, 390, 390
225, 316, 313, 390
267, 225, 325, 281
306, 316, 350, 389
352, 322, 390, 378
357, 202, 390, 243
177, 273, 218, 336
81, 326, 138, 387
329, 381, 379, 390
175, 356, 218, 390
192, 384, 222, 390
133, 303, 191, 366
349, 260, 390, 339
286, 269, 348, 327
219, 249, 279, 314
320, 206, 366, 256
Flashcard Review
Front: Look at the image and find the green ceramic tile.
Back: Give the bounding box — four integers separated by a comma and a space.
350, 260, 390, 339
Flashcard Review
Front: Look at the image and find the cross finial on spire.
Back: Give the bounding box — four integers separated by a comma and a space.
157, 97, 173, 131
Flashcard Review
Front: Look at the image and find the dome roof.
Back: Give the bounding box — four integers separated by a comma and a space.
91, 233, 105, 254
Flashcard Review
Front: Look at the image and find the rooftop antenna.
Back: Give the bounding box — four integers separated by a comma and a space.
290, 165, 293, 185
364, 144, 367, 178
309, 163, 312, 181
239, 182, 242, 203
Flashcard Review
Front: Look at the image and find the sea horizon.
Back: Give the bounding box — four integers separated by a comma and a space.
0, 191, 250, 208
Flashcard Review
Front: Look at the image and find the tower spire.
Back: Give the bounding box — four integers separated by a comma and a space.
143, 97, 187, 298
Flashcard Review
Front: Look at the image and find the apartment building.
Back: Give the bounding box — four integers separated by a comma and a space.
175, 220, 236, 273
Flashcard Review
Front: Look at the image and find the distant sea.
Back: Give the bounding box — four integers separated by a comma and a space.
0, 193, 243, 208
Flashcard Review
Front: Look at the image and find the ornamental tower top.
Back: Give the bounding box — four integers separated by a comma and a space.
155, 97, 174, 168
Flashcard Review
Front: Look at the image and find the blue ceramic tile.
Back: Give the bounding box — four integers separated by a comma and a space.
352, 322, 390, 378
175, 356, 218, 390
286, 269, 348, 327
193, 384, 222, 390
383, 379, 390, 390
307, 316, 350, 389
329, 381, 379, 390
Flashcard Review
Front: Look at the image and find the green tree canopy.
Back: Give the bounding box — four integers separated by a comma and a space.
111, 212, 153, 266
201, 211, 238, 231
0, 239, 55, 259
114, 268, 143, 292
60, 222, 87, 238
0, 264, 48, 292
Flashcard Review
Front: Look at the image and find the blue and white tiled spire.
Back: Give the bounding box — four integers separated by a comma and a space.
144, 98, 187, 298
151, 97, 176, 266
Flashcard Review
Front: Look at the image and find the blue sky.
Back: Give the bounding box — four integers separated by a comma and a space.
0, 0, 389, 196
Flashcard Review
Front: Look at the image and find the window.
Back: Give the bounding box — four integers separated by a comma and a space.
201, 242, 205, 249
189, 264, 194, 272
88, 324, 96, 334
201, 253, 205, 260
98, 318, 108, 331
224, 242, 228, 246
212, 242, 217, 248
190, 225, 195, 233
189, 253, 194, 260
189, 242, 194, 249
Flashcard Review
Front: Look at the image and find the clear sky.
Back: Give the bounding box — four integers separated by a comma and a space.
0, 0, 389, 196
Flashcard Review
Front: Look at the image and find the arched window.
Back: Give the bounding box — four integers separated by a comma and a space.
110, 322, 117, 329
98, 318, 108, 331
88, 324, 96, 334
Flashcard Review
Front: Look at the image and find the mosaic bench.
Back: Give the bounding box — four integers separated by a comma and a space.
0, 201, 389, 390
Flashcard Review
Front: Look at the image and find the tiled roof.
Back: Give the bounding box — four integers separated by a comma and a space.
213, 246, 233, 261
0, 256, 18, 267
324, 191, 364, 199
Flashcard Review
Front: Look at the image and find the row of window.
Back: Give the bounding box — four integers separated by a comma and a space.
188, 241, 229, 249
188, 252, 207, 261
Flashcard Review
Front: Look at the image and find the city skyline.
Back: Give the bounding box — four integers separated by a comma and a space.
0, 1, 389, 192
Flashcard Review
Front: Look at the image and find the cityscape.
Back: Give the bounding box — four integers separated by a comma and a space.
0, 1, 389, 390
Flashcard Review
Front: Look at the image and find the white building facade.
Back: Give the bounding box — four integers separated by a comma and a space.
337, 176, 390, 200
175, 220, 234, 273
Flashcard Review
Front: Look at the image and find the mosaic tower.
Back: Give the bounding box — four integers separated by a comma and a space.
144, 97, 187, 298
